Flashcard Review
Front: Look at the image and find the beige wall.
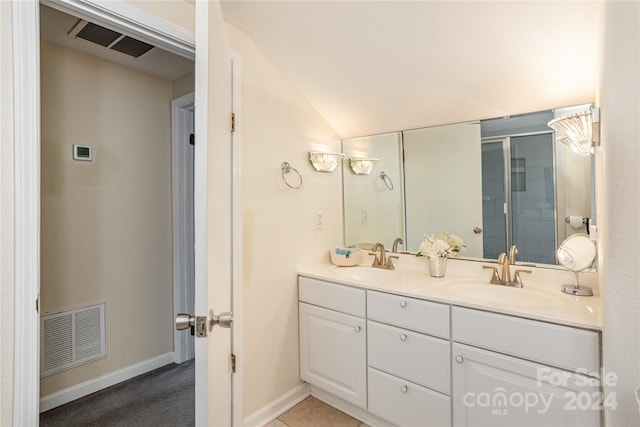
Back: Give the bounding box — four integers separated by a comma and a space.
225, 24, 343, 417
39, 41, 174, 396
173, 71, 195, 99
598, 1, 640, 425
128, 0, 195, 33
0, 1, 15, 424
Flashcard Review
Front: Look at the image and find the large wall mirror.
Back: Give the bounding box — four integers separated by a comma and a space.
342, 104, 595, 268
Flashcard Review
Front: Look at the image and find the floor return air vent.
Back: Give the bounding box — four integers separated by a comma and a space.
40, 303, 106, 377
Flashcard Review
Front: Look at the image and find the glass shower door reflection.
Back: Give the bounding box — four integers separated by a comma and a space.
510, 134, 556, 265
481, 141, 507, 259
481, 134, 557, 264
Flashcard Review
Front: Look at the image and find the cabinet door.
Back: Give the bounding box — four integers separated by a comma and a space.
299, 302, 367, 408
452, 343, 601, 427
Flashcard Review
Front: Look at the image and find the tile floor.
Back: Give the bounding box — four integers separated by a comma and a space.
265, 396, 369, 427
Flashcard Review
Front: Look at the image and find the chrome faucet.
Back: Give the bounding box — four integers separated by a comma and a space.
483, 245, 532, 287
392, 237, 404, 253
370, 243, 399, 270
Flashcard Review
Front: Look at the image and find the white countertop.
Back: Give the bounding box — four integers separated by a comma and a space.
298, 253, 602, 331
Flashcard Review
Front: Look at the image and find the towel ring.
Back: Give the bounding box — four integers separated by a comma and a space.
281, 162, 302, 189
380, 171, 394, 190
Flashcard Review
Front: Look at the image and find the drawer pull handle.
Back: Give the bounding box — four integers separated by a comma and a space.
354, 326, 361, 332
399, 301, 407, 308
400, 385, 408, 393
400, 334, 407, 341
455, 355, 464, 364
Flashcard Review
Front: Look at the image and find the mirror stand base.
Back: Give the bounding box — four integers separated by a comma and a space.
561, 284, 594, 297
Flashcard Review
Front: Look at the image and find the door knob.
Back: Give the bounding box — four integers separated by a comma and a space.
209, 309, 233, 330
175, 313, 195, 331
176, 310, 233, 338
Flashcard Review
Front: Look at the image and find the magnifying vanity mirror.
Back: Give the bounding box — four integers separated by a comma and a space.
342, 103, 596, 269
557, 233, 596, 296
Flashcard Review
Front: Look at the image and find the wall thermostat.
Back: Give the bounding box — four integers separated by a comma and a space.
73, 144, 93, 161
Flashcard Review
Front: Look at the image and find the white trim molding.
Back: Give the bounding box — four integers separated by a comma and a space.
243, 383, 311, 427
171, 92, 195, 365
12, 1, 41, 425
39, 353, 175, 412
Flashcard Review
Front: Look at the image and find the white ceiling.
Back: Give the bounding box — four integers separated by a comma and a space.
220, 1, 603, 139
40, 4, 194, 81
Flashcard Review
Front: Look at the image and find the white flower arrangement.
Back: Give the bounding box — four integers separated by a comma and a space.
417, 231, 466, 258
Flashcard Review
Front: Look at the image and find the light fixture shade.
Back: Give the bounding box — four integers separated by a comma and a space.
349, 158, 379, 175
308, 151, 344, 172
548, 111, 593, 156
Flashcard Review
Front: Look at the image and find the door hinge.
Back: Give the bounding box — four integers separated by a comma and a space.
230, 113, 236, 133
230, 354, 237, 373
189, 133, 195, 146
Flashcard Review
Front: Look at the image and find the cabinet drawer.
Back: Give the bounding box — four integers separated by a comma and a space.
299, 276, 365, 317
368, 321, 450, 394
367, 290, 450, 338
368, 367, 451, 427
452, 307, 600, 372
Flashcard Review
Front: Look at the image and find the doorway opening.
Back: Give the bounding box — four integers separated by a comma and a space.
38, 2, 196, 418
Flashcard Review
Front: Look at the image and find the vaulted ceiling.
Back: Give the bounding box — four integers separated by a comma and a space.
220, 1, 602, 139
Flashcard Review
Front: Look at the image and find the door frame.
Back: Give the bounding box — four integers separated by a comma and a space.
172, 92, 195, 365
11, 0, 207, 424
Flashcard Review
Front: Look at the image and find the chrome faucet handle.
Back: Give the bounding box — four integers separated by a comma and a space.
483, 265, 502, 284
386, 255, 399, 270
512, 269, 532, 288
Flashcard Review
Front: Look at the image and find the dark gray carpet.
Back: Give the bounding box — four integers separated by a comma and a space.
40, 359, 195, 427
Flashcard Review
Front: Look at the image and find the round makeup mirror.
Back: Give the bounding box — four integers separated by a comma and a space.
557, 233, 596, 296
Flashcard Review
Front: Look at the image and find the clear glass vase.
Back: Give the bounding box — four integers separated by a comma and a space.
428, 255, 448, 277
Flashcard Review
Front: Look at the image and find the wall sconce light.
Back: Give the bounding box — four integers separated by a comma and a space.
308, 151, 344, 172
548, 107, 600, 156
349, 158, 379, 175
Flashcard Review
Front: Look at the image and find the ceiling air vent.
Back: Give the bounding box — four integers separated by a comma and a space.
69, 19, 155, 58
110, 36, 154, 58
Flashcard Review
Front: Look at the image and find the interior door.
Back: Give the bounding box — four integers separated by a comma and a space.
194, 1, 234, 425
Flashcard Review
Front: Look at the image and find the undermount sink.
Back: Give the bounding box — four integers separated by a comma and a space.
444, 280, 555, 308
331, 266, 401, 282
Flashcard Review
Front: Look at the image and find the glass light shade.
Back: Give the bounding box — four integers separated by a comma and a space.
308, 151, 344, 172
548, 111, 592, 156
349, 158, 379, 175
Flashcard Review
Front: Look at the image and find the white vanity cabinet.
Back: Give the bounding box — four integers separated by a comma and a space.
298, 277, 367, 408
366, 291, 451, 427
297, 275, 602, 427
451, 307, 602, 427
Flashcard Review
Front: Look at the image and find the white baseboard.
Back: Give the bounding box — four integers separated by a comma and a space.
39, 352, 175, 412
310, 385, 394, 427
243, 383, 311, 427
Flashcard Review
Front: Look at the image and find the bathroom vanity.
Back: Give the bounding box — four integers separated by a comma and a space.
298, 257, 602, 427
